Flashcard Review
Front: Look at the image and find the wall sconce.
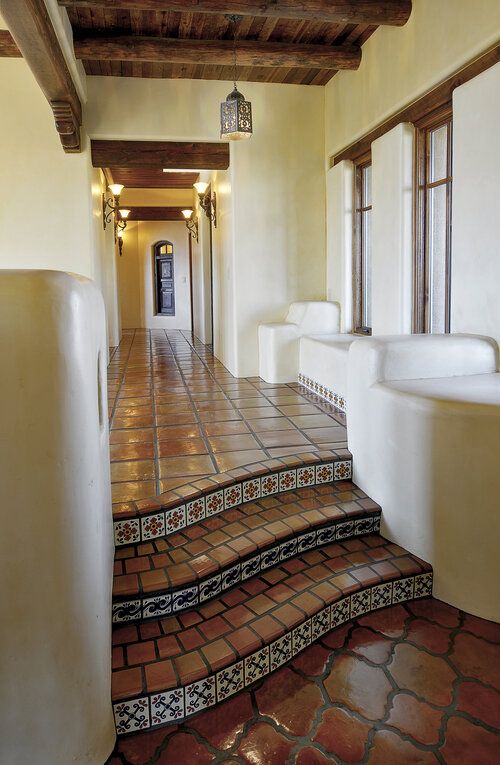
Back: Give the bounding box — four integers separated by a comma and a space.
182, 209, 199, 242
102, 183, 125, 230
193, 181, 217, 227
117, 208, 130, 235
116, 228, 124, 257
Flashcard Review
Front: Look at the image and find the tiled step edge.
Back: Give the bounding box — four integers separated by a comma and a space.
113, 452, 353, 547
112, 569, 433, 735
298, 373, 347, 413
112, 506, 382, 624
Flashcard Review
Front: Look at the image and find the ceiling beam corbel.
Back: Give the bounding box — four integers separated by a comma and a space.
1, 0, 82, 152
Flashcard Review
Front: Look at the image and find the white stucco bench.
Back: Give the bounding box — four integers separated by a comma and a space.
258, 301, 341, 384
348, 333, 500, 621
299, 333, 356, 411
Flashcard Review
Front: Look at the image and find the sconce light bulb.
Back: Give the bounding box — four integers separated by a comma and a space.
193, 181, 209, 196
182, 209, 194, 219
108, 183, 124, 197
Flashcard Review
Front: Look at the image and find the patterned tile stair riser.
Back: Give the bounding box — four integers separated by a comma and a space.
298, 373, 347, 413
113, 458, 353, 547
112, 509, 381, 624
112, 570, 433, 735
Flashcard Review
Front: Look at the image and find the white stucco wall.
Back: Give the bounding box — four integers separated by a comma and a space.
371, 123, 414, 335
0, 271, 115, 765
326, 160, 353, 333
117, 220, 192, 330
451, 62, 500, 349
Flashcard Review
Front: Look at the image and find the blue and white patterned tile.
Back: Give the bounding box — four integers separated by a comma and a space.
244, 647, 270, 686
297, 530, 317, 553
279, 469, 296, 492
393, 576, 415, 603
292, 620, 312, 654
371, 582, 393, 610
334, 460, 352, 481
241, 554, 261, 580
260, 546, 279, 570
112, 599, 142, 623
354, 517, 374, 536
315, 463, 334, 484
165, 505, 186, 535
206, 490, 224, 517
316, 526, 337, 546
143, 594, 172, 619
351, 589, 371, 618
242, 478, 261, 503
414, 572, 433, 598
185, 676, 216, 717
140, 512, 165, 541
270, 632, 292, 671
216, 661, 244, 702
224, 483, 242, 510
151, 689, 184, 726
260, 473, 279, 496
200, 574, 222, 603
297, 466, 316, 487
221, 563, 241, 591
312, 607, 331, 640
331, 597, 351, 627
172, 586, 198, 612
113, 697, 150, 735
279, 538, 298, 561
114, 518, 140, 547
336, 520, 355, 540
373, 515, 381, 533
186, 497, 205, 525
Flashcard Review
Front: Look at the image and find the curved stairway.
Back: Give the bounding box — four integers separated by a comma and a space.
110, 454, 433, 735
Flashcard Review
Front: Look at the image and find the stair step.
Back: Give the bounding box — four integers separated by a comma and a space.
112, 450, 353, 548
112, 481, 380, 624
111, 534, 433, 735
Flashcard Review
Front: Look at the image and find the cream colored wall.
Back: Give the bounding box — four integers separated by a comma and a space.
451, 63, 500, 347
117, 220, 192, 330
326, 161, 353, 332
85, 76, 326, 376
325, 0, 500, 157
120, 188, 193, 206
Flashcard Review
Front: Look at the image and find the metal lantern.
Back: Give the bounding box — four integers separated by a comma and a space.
220, 85, 253, 140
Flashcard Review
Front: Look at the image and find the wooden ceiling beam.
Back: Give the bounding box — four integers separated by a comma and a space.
126, 206, 187, 221
58, 1, 412, 27
1, 0, 82, 152
74, 35, 361, 70
91, 140, 230, 170
0, 30, 21, 56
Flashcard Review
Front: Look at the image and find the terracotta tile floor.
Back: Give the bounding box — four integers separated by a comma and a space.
108, 330, 346, 504
106, 598, 500, 765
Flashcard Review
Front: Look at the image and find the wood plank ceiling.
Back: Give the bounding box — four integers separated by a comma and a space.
59, 2, 411, 86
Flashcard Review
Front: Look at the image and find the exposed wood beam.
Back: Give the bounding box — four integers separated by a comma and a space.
127, 206, 187, 221
1, 0, 82, 152
58, 1, 412, 27
74, 35, 361, 70
91, 140, 230, 171
0, 30, 21, 56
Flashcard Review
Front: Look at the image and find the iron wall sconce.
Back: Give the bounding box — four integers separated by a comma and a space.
102, 183, 125, 230
117, 228, 124, 257
193, 181, 217, 227
182, 209, 199, 242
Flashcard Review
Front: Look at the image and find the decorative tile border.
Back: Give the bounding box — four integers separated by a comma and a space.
298, 373, 347, 413
113, 458, 353, 547
112, 509, 381, 623
113, 571, 433, 735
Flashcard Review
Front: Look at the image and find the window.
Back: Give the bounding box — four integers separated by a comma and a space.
414, 111, 453, 333
153, 241, 175, 316
353, 159, 372, 333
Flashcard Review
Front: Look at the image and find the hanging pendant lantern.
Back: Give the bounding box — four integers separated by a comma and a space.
220, 15, 253, 141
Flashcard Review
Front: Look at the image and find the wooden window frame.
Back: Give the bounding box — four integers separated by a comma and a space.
413, 104, 453, 333
352, 153, 373, 335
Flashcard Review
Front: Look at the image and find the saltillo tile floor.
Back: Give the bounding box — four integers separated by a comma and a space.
106, 599, 500, 765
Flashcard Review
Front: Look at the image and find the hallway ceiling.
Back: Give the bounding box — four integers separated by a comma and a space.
110, 168, 199, 188
58, 1, 412, 86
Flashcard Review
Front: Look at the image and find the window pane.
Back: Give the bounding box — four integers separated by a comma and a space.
429, 124, 448, 183
363, 164, 372, 207
427, 183, 448, 333
362, 208, 372, 328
